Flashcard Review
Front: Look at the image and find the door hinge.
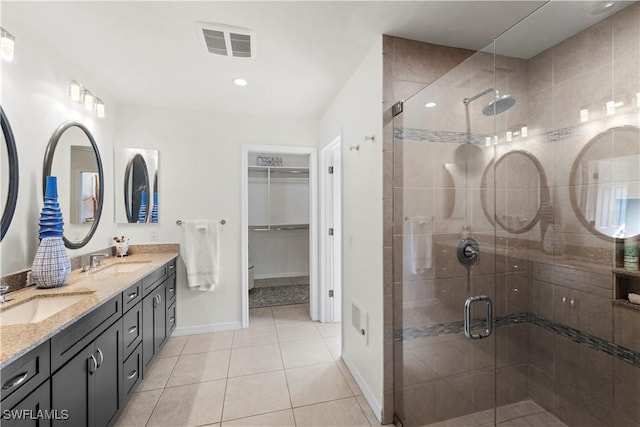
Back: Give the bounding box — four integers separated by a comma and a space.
329, 290, 334, 297
328, 228, 334, 236
328, 166, 334, 174
392, 101, 404, 117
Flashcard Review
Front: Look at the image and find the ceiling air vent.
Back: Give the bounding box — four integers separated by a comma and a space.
196, 22, 254, 58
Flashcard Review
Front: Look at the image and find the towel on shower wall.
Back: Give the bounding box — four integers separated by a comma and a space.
408, 218, 432, 275
180, 220, 220, 291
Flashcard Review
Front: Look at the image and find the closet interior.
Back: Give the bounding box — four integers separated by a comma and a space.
247, 152, 310, 308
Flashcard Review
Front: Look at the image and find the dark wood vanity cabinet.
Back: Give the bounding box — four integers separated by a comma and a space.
1, 257, 177, 427
51, 319, 122, 427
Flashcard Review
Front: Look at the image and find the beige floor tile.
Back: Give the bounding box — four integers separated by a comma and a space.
182, 331, 233, 354
280, 338, 334, 368
286, 362, 353, 407
222, 409, 296, 426
115, 389, 162, 426
315, 322, 341, 338
276, 322, 322, 342
322, 335, 342, 360
355, 395, 380, 426
272, 304, 310, 324
222, 370, 291, 421
336, 360, 362, 396
232, 325, 278, 348
147, 380, 226, 426
158, 335, 188, 358
249, 308, 275, 328
165, 350, 231, 387
228, 343, 283, 377
293, 397, 370, 426
138, 356, 178, 391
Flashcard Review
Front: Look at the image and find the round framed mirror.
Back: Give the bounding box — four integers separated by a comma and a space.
1, 106, 19, 241
124, 153, 150, 223
570, 125, 640, 240
43, 122, 104, 249
481, 150, 549, 233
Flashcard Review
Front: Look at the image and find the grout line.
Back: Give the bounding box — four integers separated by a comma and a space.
275, 314, 297, 425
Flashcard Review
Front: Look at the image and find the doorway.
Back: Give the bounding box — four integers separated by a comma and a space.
241, 145, 318, 328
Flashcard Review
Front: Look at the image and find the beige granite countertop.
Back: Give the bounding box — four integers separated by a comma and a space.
0, 252, 178, 368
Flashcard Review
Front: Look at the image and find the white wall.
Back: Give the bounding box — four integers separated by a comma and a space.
318, 40, 384, 418
0, 16, 117, 275
113, 105, 317, 331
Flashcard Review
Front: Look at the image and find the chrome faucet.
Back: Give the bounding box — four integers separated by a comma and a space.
0, 285, 10, 304
89, 253, 109, 269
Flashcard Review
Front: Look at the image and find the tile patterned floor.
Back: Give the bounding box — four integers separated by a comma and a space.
249, 285, 309, 308
116, 303, 378, 427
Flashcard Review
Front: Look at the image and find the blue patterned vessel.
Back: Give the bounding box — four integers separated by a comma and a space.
32, 176, 71, 288
151, 192, 159, 223
138, 191, 148, 223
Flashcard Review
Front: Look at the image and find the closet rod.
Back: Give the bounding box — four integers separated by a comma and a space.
249, 224, 309, 231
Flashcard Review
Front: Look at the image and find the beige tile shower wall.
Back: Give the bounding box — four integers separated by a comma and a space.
383, 36, 475, 425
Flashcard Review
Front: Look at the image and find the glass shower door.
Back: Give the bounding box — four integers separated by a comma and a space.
392, 44, 501, 426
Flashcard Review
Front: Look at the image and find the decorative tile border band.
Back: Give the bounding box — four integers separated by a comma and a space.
395, 312, 640, 369
393, 125, 581, 145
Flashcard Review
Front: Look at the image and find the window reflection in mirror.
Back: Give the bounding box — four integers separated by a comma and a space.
571, 126, 640, 239
115, 148, 159, 224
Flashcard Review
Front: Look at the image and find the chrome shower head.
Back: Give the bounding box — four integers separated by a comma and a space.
483, 94, 516, 116
463, 88, 516, 116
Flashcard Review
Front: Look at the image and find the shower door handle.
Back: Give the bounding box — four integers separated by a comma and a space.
463, 295, 492, 339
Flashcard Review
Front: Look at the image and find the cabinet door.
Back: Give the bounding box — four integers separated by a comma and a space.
154, 290, 167, 355
91, 321, 122, 427
142, 293, 155, 375
51, 346, 93, 427
1, 379, 51, 427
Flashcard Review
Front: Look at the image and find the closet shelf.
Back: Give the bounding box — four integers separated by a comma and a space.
248, 166, 309, 175
249, 224, 309, 231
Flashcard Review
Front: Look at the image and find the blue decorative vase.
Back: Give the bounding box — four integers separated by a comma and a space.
151, 193, 159, 223
32, 176, 71, 289
138, 191, 148, 223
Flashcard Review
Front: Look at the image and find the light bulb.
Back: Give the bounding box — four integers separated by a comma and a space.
606, 101, 616, 115
0, 28, 15, 62
95, 98, 105, 118
521, 126, 528, 137
580, 109, 589, 123
69, 81, 82, 102
506, 131, 512, 142
83, 90, 95, 111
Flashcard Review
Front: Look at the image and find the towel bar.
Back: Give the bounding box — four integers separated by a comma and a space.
176, 219, 226, 226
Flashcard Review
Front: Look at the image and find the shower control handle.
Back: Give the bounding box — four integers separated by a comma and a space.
457, 238, 480, 266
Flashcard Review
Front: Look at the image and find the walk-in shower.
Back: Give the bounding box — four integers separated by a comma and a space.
390, 2, 640, 426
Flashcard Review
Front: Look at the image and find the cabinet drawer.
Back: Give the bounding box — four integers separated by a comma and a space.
122, 303, 142, 360
0, 341, 50, 403
50, 295, 121, 372
122, 344, 141, 404
166, 302, 176, 335
1, 379, 51, 427
166, 275, 176, 305
142, 265, 167, 296
123, 281, 142, 313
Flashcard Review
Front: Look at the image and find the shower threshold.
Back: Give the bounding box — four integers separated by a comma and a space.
424, 399, 567, 427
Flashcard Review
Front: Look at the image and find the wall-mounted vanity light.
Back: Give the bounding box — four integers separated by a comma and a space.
0, 27, 15, 62
67, 80, 105, 118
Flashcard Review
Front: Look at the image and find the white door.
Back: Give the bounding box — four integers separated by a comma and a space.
321, 138, 342, 322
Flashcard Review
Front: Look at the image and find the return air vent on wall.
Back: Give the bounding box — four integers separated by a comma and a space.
196, 22, 254, 58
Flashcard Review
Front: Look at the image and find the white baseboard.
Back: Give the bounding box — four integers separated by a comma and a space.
172, 321, 242, 336
254, 272, 309, 280
341, 352, 383, 424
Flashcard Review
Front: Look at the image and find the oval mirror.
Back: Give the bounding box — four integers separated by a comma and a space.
124, 153, 150, 223
1, 107, 19, 241
481, 150, 549, 233
570, 126, 640, 240
43, 122, 104, 249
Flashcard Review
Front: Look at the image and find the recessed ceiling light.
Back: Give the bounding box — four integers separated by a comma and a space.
425, 102, 437, 108
590, 1, 617, 15
233, 78, 248, 86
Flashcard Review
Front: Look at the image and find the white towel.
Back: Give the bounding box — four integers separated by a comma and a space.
629, 293, 640, 305
180, 220, 220, 291
408, 219, 432, 275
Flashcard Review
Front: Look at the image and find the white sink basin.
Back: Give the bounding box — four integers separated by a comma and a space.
94, 262, 150, 276
0, 295, 88, 326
